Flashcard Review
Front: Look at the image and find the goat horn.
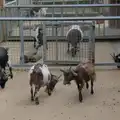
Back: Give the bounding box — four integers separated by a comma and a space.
110, 53, 116, 60
71, 69, 77, 76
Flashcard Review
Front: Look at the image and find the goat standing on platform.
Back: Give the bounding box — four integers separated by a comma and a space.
32, 26, 43, 49
66, 25, 83, 57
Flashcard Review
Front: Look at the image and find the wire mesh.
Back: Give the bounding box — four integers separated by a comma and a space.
43, 21, 94, 64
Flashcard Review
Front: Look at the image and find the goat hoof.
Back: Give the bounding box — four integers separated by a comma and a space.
0, 83, 6, 89
91, 91, 94, 95
31, 97, 34, 101
35, 100, 39, 105
79, 97, 83, 102
48, 92, 51, 96
79, 99, 83, 102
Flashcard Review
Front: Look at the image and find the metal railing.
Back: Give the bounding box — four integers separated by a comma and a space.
0, 16, 120, 67
1, 4, 120, 40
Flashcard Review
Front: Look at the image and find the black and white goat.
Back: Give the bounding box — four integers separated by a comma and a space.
29, 7, 48, 17
29, 63, 61, 105
66, 25, 83, 57
32, 25, 48, 50
0, 47, 13, 89
32, 25, 43, 49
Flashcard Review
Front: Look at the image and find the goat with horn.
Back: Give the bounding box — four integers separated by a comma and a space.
110, 52, 120, 68
60, 61, 96, 102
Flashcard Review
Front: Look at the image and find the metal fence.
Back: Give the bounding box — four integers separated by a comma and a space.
0, 17, 120, 67
43, 21, 95, 65
1, 3, 120, 42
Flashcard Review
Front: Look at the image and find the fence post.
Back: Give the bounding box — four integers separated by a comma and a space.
0, 0, 3, 8
43, 22, 47, 63
88, 21, 95, 64
0, 0, 6, 42
19, 21, 24, 64
91, 21, 95, 64
55, 24, 58, 61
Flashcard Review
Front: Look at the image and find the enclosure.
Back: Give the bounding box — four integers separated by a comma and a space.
0, 1, 120, 120
0, 3, 120, 67
0, 68, 120, 120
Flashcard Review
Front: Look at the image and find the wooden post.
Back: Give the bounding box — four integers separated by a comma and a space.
0, 0, 4, 42
109, 0, 120, 28
0, 0, 3, 8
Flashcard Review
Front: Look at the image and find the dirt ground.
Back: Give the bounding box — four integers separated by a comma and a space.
0, 69, 120, 120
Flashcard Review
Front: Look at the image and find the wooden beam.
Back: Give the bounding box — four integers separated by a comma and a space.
0, 0, 3, 8
109, 0, 120, 28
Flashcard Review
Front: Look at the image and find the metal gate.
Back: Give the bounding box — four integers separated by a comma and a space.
42, 21, 95, 65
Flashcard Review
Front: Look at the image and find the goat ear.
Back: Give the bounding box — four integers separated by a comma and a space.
71, 69, 78, 76
60, 69, 65, 73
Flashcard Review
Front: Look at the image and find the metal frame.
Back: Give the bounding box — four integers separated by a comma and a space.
0, 16, 120, 21
42, 20, 95, 65
0, 16, 120, 67
5, 4, 120, 8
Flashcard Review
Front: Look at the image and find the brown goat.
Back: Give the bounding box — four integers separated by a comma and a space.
60, 61, 96, 102
29, 63, 61, 105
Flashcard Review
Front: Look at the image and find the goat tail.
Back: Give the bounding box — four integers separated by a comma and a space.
79, 28, 84, 41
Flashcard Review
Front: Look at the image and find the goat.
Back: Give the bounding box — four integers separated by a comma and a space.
29, 7, 48, 17
110, 52, 120, 68
32, 25, 43, 49
60, 61, 96, 102
0, 47, 13, 88
66, 25, 83, 57
32, 25, 48, 50
29, 63, 61, 105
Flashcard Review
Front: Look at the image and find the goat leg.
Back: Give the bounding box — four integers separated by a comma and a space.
86, 82, 89, 89
33, 37, 36, 48
79, 83, 84, 102
67, 42, 70, 53
7, 62, 13, 79
90, 79, 94, 94
76, 81, 83, 102
34, 86, 40, 105
30, 86, 34, 101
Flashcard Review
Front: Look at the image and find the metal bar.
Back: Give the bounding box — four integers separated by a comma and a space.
19, 21, 24, 64
92, 21, 95, 63
5, 4, 120, 8
45, 21, 93, 26
9, 62, 120, 68
43, 22, 47, 62
1, 16, 120, 21
55, 25, 58, 61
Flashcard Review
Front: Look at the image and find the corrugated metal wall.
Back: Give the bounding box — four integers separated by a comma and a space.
109, 0, 120, 28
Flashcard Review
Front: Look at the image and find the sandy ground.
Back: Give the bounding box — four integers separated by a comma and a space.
0, 69, 120, 120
